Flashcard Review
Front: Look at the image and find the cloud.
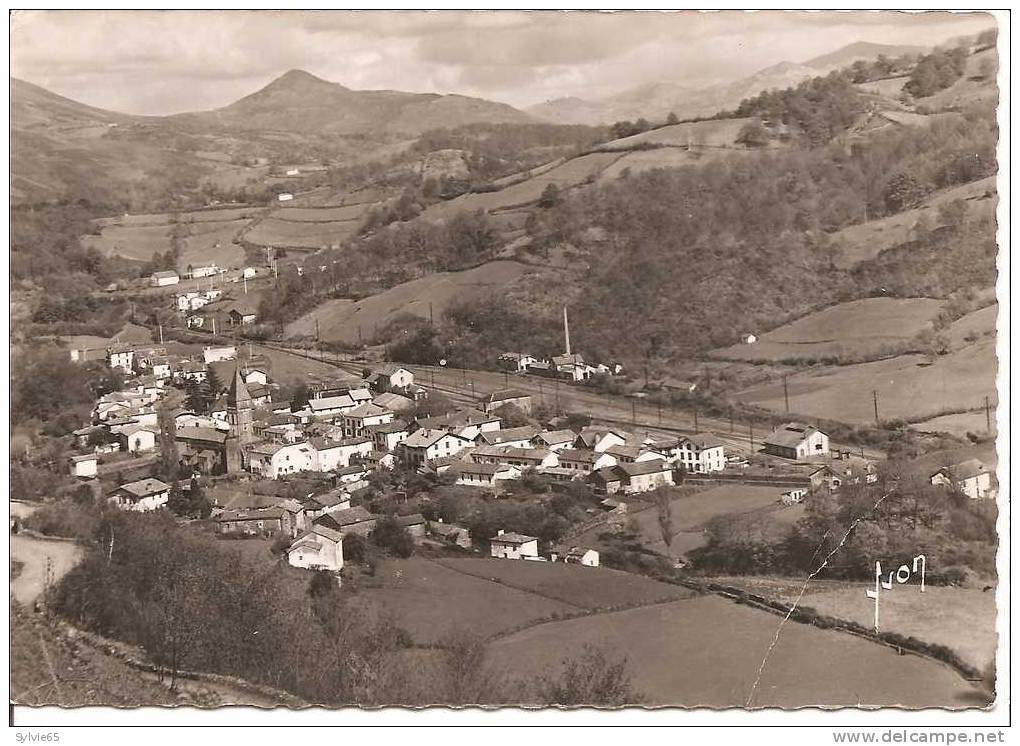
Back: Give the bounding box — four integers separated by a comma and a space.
10, 9, 996, 115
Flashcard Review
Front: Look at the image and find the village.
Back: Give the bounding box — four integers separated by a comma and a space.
60, 294, 998, 589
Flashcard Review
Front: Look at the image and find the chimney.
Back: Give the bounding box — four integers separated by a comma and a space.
563, 306, 571, 356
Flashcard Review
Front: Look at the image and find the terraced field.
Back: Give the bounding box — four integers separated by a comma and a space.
710, 297, 946, 363
285, 260, 533, 344
595, 117, 755, 150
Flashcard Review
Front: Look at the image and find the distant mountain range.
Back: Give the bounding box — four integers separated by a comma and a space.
527, 41, 928, 125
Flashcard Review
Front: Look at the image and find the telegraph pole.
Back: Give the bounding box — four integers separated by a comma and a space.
985, 396, 992, 432
783, 375, 790, 413
748, 422, 754, 453
872, 390, 880, 427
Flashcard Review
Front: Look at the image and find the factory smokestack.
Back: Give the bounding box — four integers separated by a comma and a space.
563, 306, 571, 356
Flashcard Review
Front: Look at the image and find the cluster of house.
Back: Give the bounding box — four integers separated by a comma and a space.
150, 263, 230, 288
498, 352, 623, 383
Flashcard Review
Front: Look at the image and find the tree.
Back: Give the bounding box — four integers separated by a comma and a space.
665, 112, 679, 125
653, 488, 673, 550
156, 403, 181, 481
737, 119, 770, 148
537, 646, 637, 706
883, 172, 930, 213
371, 516, 414, 558
538, 183, 561, 209
290, 382, 311, 412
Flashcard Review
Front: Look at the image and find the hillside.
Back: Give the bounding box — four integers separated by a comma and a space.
526, 40, 927, 126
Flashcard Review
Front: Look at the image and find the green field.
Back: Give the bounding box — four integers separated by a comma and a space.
710, 297, 946, 363
434, 557, 693, 610
910, 410, 997, 438
735, 337, 997, 425
360, 557, 575, 644
596, 117, 754, 150
485, 594, 985, 707
628, 484, 788, 556
267, 204, 369, 222
83, 216, 248, 269
285, 260, 533, 344
947, 303, 998, 349
243, 216, 361, 249
423, 152, 623, 221
832, 176, 997, 269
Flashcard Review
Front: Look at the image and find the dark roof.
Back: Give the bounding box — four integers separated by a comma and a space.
490, 531, 537, 545
764, 422, 823, 449
316, 506, 374, 529
395, 513, 426, 528
176, 426, 228, 445
485, 388, 531, 405
618, 459, 671, 477
689, 433, 724, 450
118, 478, 171, 498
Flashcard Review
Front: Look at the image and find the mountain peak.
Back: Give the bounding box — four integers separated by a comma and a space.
261, 69, 347, 93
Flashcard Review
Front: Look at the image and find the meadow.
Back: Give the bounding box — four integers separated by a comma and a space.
285, 260, 532, 344
243, 216, 361, 249
82, 215, 249, 269
709, 297, 946, 363
359, 557, 575, 644
485, 594, 985, 707
734, 337, 997, 425
433, 557, 693, 610
596, 117, 754, 150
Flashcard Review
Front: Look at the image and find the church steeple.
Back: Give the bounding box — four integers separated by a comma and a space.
227, 367, 254, 445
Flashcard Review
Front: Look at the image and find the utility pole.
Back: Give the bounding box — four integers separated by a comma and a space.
783, 375, 790, 413
872, 390, 880, 427
748, 422, 754, 454
429, 302, 434, 326
315, 318, 320, 344
158, 323, 164, 345
985, 396, 992, 432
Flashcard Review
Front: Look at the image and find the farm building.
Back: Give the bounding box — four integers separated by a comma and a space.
119, 424, 157, 454
498, 352, 541, 373
763, 422, 830, 461
314, 506, 376, 537
190, 264, 220, 278
930, 459, 996, 500
278, 193, 294, 202
483, 388, 533, 415
203, 345, 237, 364
429, 520, 472, 549
365, 364, 415, 393
151, 270, 180, 287
453, 462, 521, 490
228, 305, 258, 326
781, 489, 808, 505
561, 547, 600, 567
589, 466, 625, 495
490, 530, 539, 560
395, 513, 428, 543
70, 454, 98, 479
110, 478, 171, 512
287, 525, 344, 573
216, 507, 288, 536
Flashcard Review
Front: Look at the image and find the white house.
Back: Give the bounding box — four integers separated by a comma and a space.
676, 433, 726, 473
120, 424, 157, 454
398, 429, 473, 469
245, 441, 315, 479
286, 525, 344, 574
190, 264, 220, 279
454, 462, 521, 490
243, 267, 258, 279
310, 437, 373, 472
533, 429, 577, 451
561, 547, 600, 567
576, 427, 631, 453
781, 489, 808, 505
70, 454, 98, 479
490, 530, 540, 560
341, 403, 394, 438
366, 364, 415, 393
151, 270, 180, 287
242, 368, 269, 386
556, 448, 617, 475
111, 478, 171, 512
277, 193, 294, 202
930, 459, 996, 500
618, 459, 675, 493
498, 352, 541, 373
416, 408, 501, 442
552, 353, 592, 382
368, 420, 411, 452
107, 345, 135, 374
763, 423, 830, 461
203, 345, 237, 364
307, 395, 360, 421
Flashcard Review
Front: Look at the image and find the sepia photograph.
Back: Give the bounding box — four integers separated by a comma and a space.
6, 6, 1009, 734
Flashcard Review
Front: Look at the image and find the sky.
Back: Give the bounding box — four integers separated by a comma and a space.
10, 10, 996, 116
